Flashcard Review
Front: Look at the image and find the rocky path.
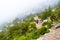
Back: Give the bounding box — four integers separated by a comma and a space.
37, 27, 60, 40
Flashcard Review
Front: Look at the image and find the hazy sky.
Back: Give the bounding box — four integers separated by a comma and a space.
0, 0, 59, 26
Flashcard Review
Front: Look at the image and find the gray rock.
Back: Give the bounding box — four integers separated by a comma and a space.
55, 23, 60, 29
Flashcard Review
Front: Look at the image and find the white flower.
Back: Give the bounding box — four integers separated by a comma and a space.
10, 24, 14, 27
52, 9, 55, 12
0, 30, 2, 32
37, 39, 39, 40
6, 25, 8, 27
42, 19, 47, 23
49, 29, 52, 32
17, 21, 20, 23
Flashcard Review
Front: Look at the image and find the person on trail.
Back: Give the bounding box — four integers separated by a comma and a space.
34, 16, 41, 24
34, 16, 42, 29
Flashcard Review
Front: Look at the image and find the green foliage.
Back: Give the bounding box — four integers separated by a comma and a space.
0, 33, 7, 40
0, 1, 60, 40
13, 26, 49, 40
32, 27, 49, 39
42, 20, 53, 29
13, 35, 36, 40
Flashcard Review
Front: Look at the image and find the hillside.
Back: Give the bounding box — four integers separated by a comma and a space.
0, 1, 60, 40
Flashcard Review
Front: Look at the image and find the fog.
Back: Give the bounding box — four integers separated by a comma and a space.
0, 0, 59, 29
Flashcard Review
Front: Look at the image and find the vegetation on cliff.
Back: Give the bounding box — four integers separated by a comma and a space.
0, 1, 60, 40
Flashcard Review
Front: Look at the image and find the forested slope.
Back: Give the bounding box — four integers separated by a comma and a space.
0, 1, 60, 40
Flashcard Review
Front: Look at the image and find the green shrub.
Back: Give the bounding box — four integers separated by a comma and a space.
32, 26, 50, 39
